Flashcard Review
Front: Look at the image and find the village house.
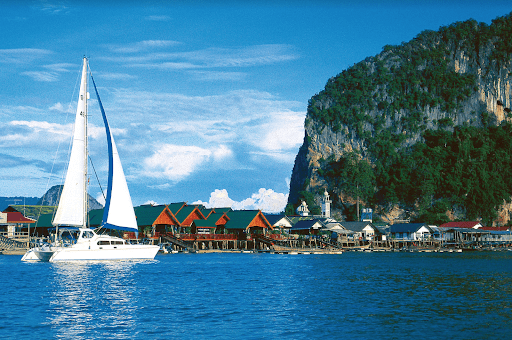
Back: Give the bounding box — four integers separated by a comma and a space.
223, 210, 274, 239
389, 223, 433, 241
265, 214, 293, 238
290, 219, 325, 235
339, 221, 381, 242
133, 204, 181, 238
0, 209, 35, 241
170, 203, 206, 234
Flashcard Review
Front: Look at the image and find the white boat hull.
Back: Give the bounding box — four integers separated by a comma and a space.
21, 247, 57, 262
22, 229, 160, 262
49, 244, 159, 262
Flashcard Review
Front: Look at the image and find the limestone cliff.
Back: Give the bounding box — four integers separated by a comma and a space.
288, 13, 512, 225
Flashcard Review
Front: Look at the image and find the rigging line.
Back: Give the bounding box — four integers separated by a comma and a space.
88, 155, 106, 202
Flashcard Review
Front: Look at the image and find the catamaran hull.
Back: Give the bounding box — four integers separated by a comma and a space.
49, 245, 160, 262
21, 247, 56, 262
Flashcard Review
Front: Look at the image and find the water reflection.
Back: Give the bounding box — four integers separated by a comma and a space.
46, 261, 140, 339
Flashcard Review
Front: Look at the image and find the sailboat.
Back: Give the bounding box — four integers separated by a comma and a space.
22, 57, 159, 262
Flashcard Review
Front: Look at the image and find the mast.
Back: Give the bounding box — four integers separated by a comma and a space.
83, 57, 89, 228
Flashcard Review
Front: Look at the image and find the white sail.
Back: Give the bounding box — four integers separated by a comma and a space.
102, 120, 138, 231
52, 58, 88, 227
91, 76, 138, 232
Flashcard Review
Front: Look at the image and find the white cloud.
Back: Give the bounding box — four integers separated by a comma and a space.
212, 145, 233, 161
143, 144, 213, 181
194, 188, 288, 214
49, 102, 73, 113
43, 63, 75, 72
142, 143, 234, 182
256, 111, 305, 151
143, 200, 159, 205
102, 44, 298, 69
21, 71, 58, 82
0, 48, 52, 64
0, 120, 73, 147
244, 110, 306, 161
98, 72, 137, 80
107, 40, 181, 53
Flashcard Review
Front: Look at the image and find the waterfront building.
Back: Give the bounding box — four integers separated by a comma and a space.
0, 210, 35, 242
290, 219, 325, 235
223, 210, 274, 238
389, 223, 433, 241
265, 214, 293, 236
340, 221, 381, 242
133, 204, 181, 238
171, 203, 206, 233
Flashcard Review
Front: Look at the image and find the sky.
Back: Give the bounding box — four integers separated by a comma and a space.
1, 1, 511, 213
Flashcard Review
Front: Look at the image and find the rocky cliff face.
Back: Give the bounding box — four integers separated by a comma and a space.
288, 14, 512, 225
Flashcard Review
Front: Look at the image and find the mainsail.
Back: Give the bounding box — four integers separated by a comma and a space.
91, 76, 138, 232
52, 58, 88, 227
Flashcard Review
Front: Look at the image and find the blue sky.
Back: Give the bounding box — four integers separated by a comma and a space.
1, 1, 511, 212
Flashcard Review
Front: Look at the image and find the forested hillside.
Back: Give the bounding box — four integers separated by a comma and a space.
288, 12, 512, 226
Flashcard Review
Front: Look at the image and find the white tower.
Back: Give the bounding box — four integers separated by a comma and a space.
296, 200, 309, 216
321, 189, 331, 218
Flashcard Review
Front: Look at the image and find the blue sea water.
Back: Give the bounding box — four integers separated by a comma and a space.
1, 251, 512, 340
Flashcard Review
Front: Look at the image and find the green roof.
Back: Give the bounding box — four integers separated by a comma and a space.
194, 220, 217, 228
224, 210, 264, 230
134, 204, 170, 226
167, 202, 187, 214
88, 208, 104, 227
34, 213, 54, 228
213, 207, 232, 214
175, 205, 198, 222
201, 208, 215, 217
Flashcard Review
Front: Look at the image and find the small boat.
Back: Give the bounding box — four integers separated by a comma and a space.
22, 58, 159, 262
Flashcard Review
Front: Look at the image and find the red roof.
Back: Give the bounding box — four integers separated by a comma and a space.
439, 221, 483, 229
480, 226, 510, 231
6, 212, 35, 224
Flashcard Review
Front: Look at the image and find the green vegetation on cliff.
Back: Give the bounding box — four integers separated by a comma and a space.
321, 123, 512, 225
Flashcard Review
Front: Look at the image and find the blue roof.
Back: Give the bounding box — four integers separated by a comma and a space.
291, 219, 323, 230
390, 223, 428, 233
